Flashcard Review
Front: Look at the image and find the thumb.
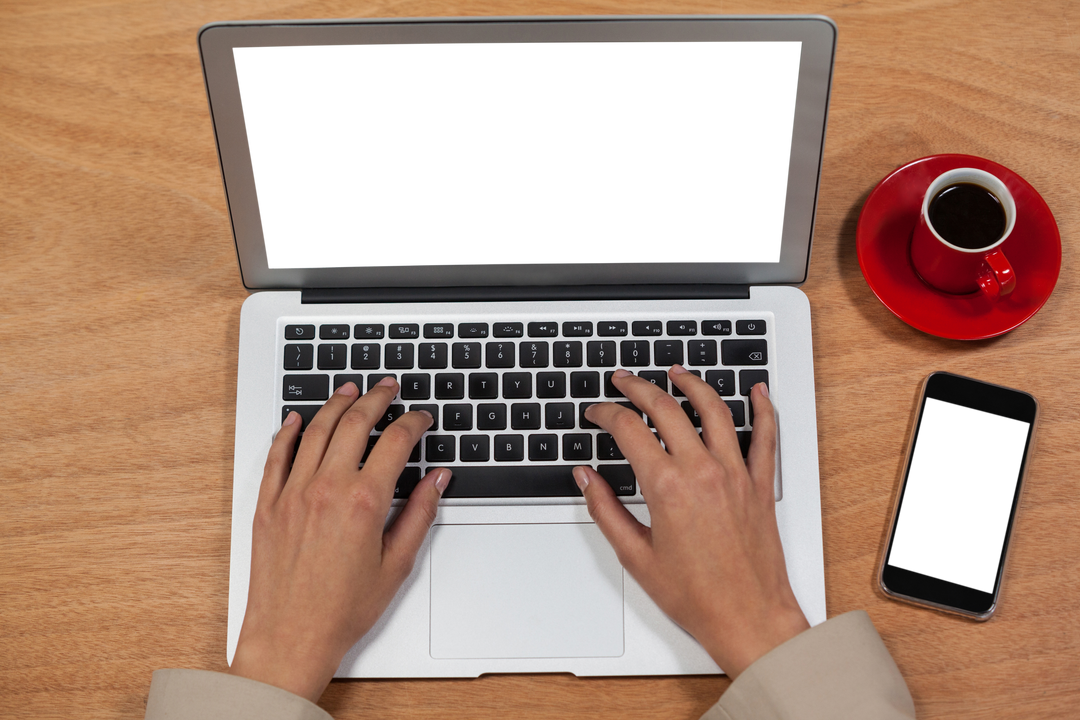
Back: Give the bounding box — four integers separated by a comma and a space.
574, 466, 652, 572
382, 468, 449, 576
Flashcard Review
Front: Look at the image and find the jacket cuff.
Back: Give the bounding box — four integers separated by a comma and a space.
145, 668, 333, 720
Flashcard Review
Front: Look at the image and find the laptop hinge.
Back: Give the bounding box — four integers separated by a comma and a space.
300, 284, 751, 304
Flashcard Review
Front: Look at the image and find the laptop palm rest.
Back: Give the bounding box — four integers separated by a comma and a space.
429, 523, 624, 660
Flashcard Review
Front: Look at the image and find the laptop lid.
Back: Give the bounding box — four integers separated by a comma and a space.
199, 16, 835, 295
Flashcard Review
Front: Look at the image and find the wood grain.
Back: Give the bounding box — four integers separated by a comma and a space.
2, 1, 1078, 718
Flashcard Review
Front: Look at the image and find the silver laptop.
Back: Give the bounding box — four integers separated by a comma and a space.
200, 15, 835, 678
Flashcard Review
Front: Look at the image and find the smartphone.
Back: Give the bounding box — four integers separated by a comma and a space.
879, 372, 1038, 620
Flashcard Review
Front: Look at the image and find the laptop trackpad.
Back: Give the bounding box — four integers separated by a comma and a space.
429, 523, 624, 659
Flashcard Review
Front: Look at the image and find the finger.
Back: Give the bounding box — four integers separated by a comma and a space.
584, 398, 669, 486
383, 468, 450, 578
574, 466, 652, 573
290, 381, 363, 483
745, 383, 778, 488
669, 365, 742, 465
321, 376, 401, 473
258, 411, 301, 511
611, 368, 703, 457
359, 410, 434, 508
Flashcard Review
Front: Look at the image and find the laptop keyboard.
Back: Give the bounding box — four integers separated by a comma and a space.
279, 316, 771, 502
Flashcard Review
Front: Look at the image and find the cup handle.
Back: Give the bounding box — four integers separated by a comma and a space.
977, 250, 1016, 300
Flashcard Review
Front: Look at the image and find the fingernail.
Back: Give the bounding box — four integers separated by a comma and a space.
613, 368, 633, 379
435, 469, 451, 495
335, 381, 358, 396
282, 411, 299, 426
377, 376, 398, 388
670, 363, 688, 375
572, 466, 590, 491
758, 382, 770, 398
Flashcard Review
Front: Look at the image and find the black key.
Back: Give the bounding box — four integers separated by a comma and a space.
552, 341, 583, 368
502, 372, 533, 399
587, 341, 616, 367
536, 371, 567, 398
702, 320, 732, 336
362, 435, 379, 463
409, 404, 439, 430
375, 404, 406, 431
545, 402, 575, 429
458, 323, 489, 339
597, 321, 628, 337
740, 370, 770, 396
527, 322, 558, 337
400, 374, 430, 400
320, 324, 350, 340
389, 324, 419, 339
285, 324, 316, 340
639, 370, 668, 392
284, 344, 313, 370
737, 431, 752, 457
384, 343, 415, 369
283, 374, 328, 401
570, 371, 601, 398
441, 464, 585, 496
604, 370, 626, 398
511, 403, 541, 430
632, 321, 663, 336
281, 404, 320, 431
493, 322, 524, 337
736, 320, 767, 335
317, 343, 347, 370
494, 434, 525, 462
460, 435, 490, 462
579, 402, 599, 429
393, 467, 423, 499
423, 323, 454, 339
365, 373, 397, 392
562, 321, 593, 337
355, 324, 385, 339
653, 339, 684, 366
468, 372, 499, 399
726, 400, 746, 427
434, 373, 465, 399
452, 342, 482, 368
426, 435, 456, 463
485, 341, 515, 368
351, 343, 380, 370
666, 321, 697, 336
476, 403, 507, 430
442, 403, 473, 431
705, 369, 736, 396
621, 340, 650, 367
597, 433, 624, 460
670, 369, 701, 397
528, 434, 559, 461
418, 342, 448, 369
520, 341, 549, 368
333, 374, 364, 392
687, 339, 718, 366
722, 340, 768, 366
681, 401, 702, 428
597, 465, 636, 496
562, 433, 593, 461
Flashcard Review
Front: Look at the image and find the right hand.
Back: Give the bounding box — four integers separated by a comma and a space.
573, 366, 809, 678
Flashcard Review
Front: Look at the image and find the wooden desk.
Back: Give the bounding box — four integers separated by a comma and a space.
2, 1, 1077, 717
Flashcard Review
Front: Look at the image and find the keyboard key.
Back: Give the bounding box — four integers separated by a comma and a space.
409, 403, 439, 430
722, 340, 768, 366
494, 434, 525, 462
385, 343, 415, 369
562, 433, 593, 461
400, 374, 430, 400
552, 341, 583, 368
281, 404, 320, 431
740, 370, 770, 395
418, 342, 448, 369
284, 344, 313, 370
705, 369, 736, 396
493, 322, 524, 337
536, 372, 567, 398
726, 400, 746, 427
458, 322, 489, 338
460, 435, 490, 462
434, 373, 465, 399
587, 341, 616, 367
423, 323, 454, 339
365, 373, 397, 391
579, 402, 599, 429
670, 369, 701, 397
621, 340, 650, 366
320, 324, 350, 340
389, 324, 419, 339
502, 372, 532, 399
597, 433, 624, 460
545, 402, 575, 429
375, 404, 406, 431
653, 339, 684, 366
638, 370, 668, 392
426, 435, 456, 463
355, 324, 385, 339
442, 464, 584, 496
687, 339, 718, 366
597, 465, 636, 496
393, 467, 423, 499
468, 373, 499, 399
570, 371, 601, 398
477, 403, 507, 430
702, 320, 732, 336
333, 374, 364, 392
632, 321, 663, 336
285, 324, 316, 340
520, 341, 549, 368
511, 403, 541, 430
666, 321, 697, 336
736, 320, 767, 335
317, 343, 347, 370
737, 431, 752, 457
452, 342, 481, 368
528, 434, 559, 461
681, 401, 702, 427
351, 343, 380, 370
604, 371, 626, 398
597, 321, 628, 337
562, 321, 593, 337
485, 341, 515, 368
527, 322, 558, 337
443, 404, 473, 431
283, 374, 328, 401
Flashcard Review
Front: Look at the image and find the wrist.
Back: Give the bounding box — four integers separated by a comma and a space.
699, 604, 810, 679
229, 635, 338, 704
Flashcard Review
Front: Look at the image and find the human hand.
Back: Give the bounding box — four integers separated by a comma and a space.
573, 366, 808, 678
228, 378, 449, 702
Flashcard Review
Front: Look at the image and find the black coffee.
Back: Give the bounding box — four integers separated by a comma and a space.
927, 182, 1007, 250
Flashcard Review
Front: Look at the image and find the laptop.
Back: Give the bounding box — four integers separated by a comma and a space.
200, 15, 835, 678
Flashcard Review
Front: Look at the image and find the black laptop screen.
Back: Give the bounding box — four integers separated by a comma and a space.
232, 41, 800, 271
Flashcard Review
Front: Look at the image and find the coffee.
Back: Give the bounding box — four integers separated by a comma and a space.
927, 182, 1007, 250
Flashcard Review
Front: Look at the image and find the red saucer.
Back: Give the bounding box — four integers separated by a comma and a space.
857, 154, 1060, 340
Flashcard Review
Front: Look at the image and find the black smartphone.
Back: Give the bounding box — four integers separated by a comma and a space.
879, 372, 1038, 620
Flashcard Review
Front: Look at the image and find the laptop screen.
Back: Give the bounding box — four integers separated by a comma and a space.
232, 41, 801, 270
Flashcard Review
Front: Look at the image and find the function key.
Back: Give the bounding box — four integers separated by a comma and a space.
667, 321, 697, 336
354, 324, 385, 339
389, 323, 419, 339
285, 324, 316, 340
563, 321, 593, 337
424, 323, 454, 339
528, 322, 559, 337
458, 323, 489, 339
493, 322, 524, 337
632, 321, 663, 336
736, 320, 767, 335
320, 324, 350, 340
597, 321, 628, 337
702, 320, 733, 336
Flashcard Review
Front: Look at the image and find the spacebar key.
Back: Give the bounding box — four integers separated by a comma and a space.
441, 465, 581, 498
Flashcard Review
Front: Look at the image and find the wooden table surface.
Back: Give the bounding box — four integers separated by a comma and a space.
3, 1, 1078, 718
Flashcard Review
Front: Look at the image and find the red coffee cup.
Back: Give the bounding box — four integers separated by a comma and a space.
910, 167, 1016, 299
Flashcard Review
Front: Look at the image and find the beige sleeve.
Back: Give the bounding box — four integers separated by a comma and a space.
701, 610, 916, 720
144, 668, 333, 720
